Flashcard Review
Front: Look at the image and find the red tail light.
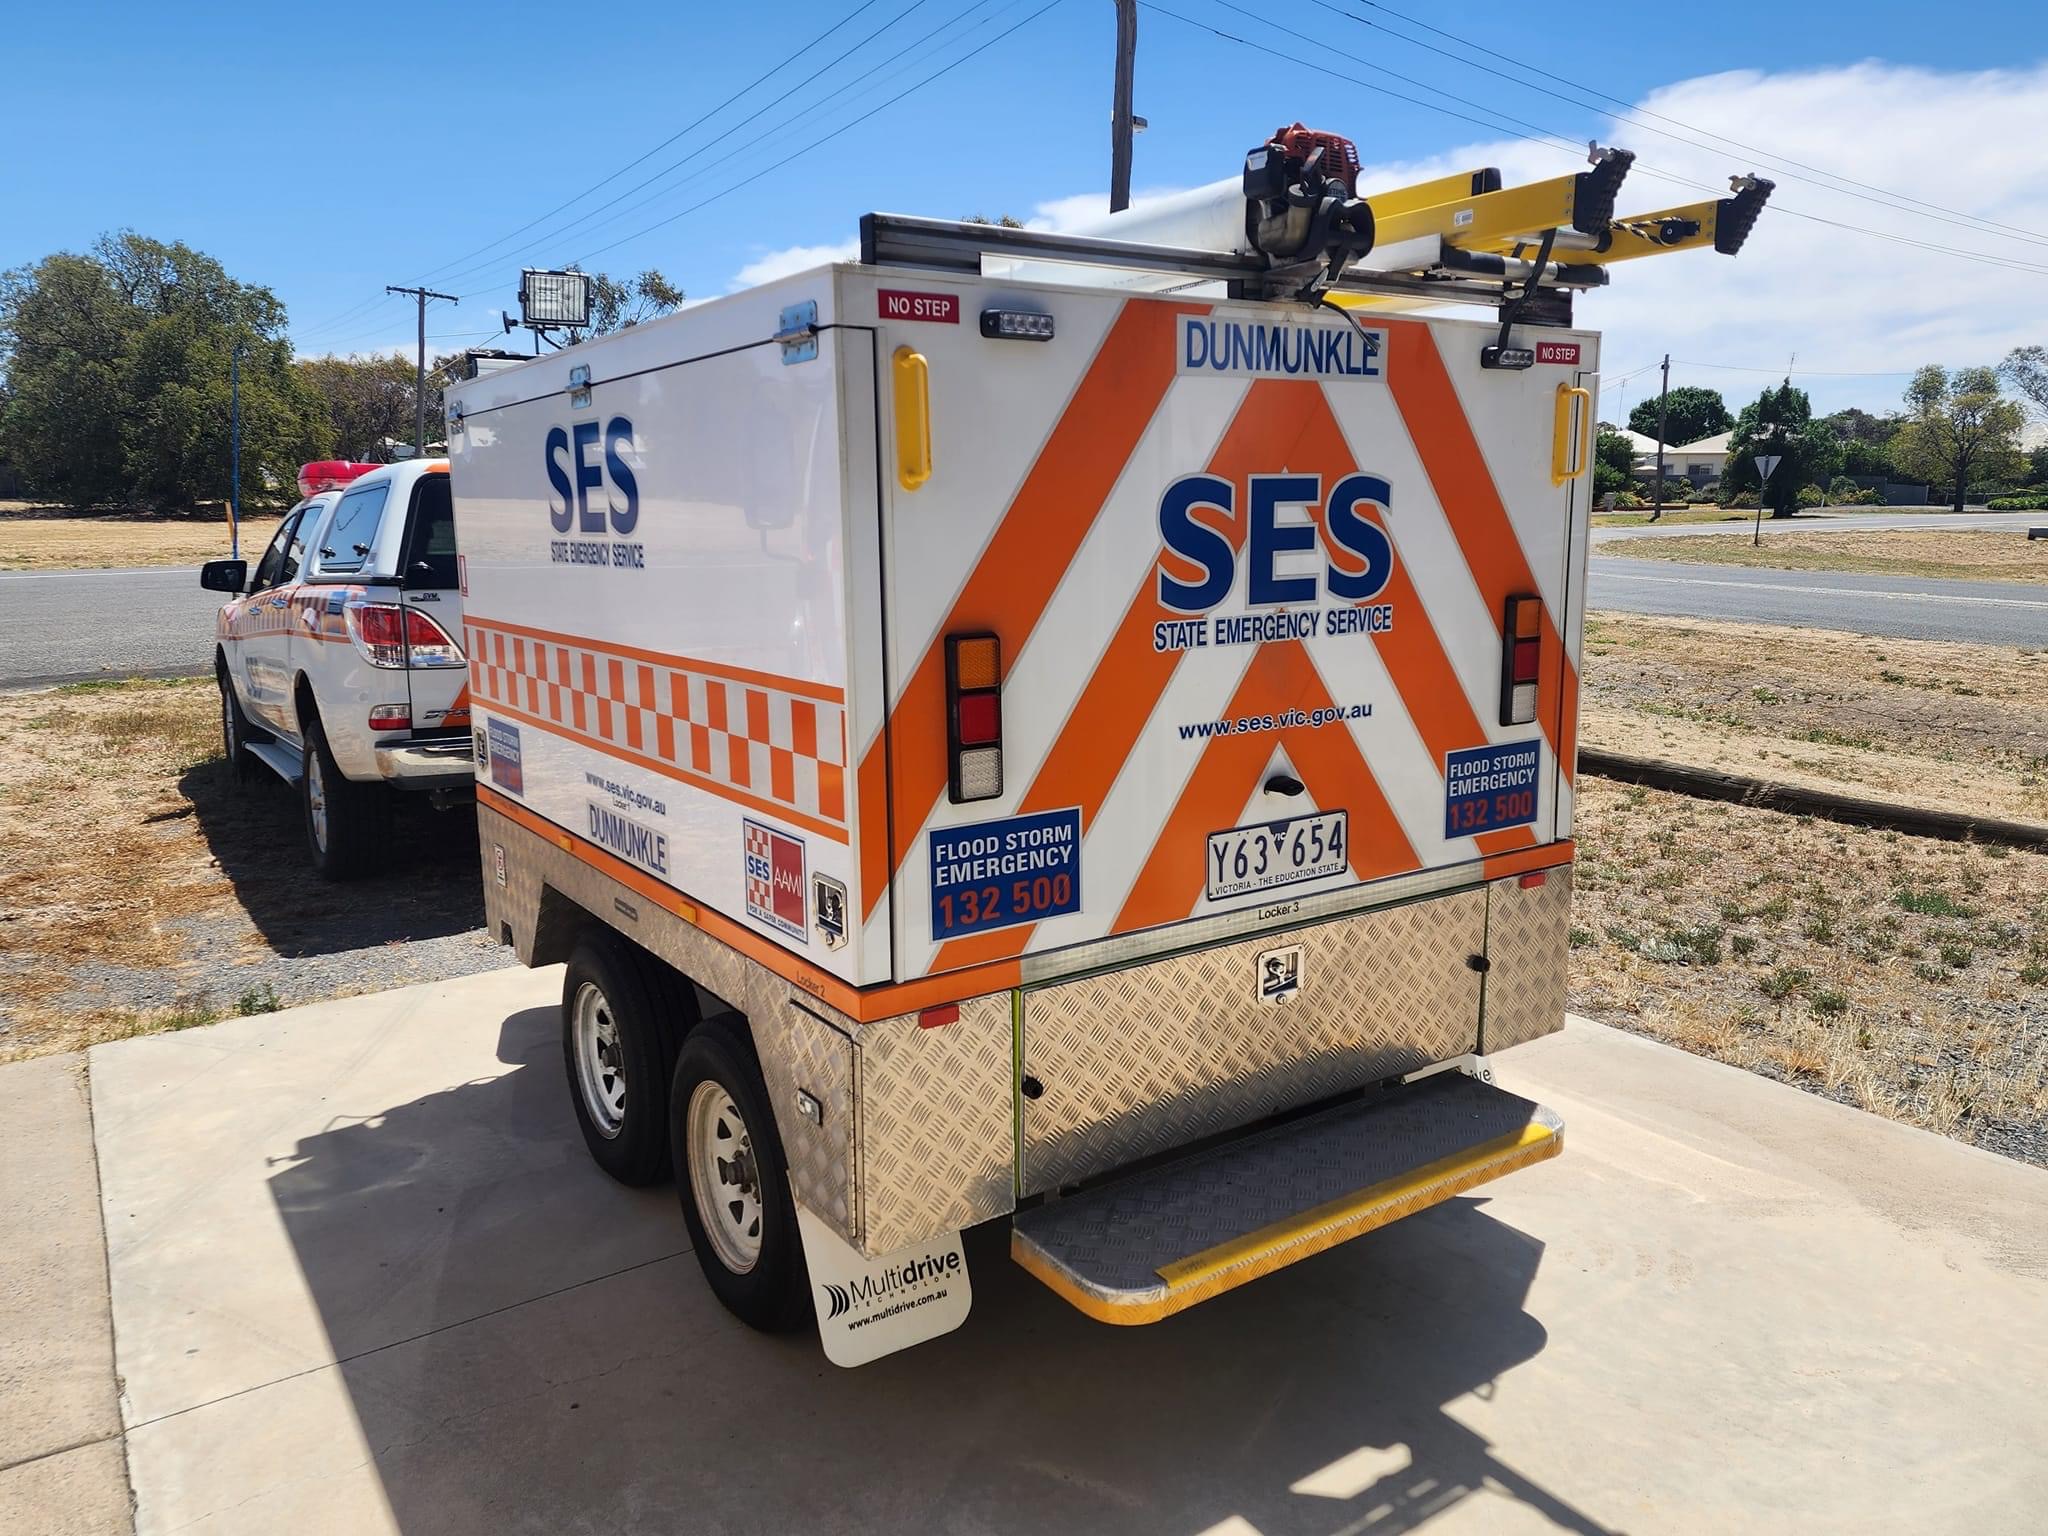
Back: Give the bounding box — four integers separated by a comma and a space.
1500, 595, 1542, 725
945, 632, 1002, 803
368, 704, 412, 733
345, 603, 465, 670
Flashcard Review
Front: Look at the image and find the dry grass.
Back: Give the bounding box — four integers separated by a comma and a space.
1569, 778, 2048, 1164
1575, 613, 2048, 1163
0, 679, 485, 1061
1602, 527, 2048, 583
0, 681, 233, 1054
0, 503, 279, 570
1581, 614, 2048, 823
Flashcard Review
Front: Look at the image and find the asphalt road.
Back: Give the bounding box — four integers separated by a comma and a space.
1587, 556, 2048, 645
0, 566, 219, 687
5, 513, 2045, 688
1591, 508, 2047, 546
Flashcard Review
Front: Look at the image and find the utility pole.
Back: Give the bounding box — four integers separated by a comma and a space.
1109, 0, 1137, 212
386, 285, 458, 460
229, 342, 248, 560
1651, 352, 1670, 523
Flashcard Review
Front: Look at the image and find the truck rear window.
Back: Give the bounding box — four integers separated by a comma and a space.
318, 483, 390, 574
400, 476, 458, 589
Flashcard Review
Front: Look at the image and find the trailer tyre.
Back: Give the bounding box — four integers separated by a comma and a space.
561, 933, 674, 1187
301, 712, 388, 881
672, 1017, 808, 1333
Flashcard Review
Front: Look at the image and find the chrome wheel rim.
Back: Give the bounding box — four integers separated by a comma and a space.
306, 749, 328, 852
687, 1080, 763, 1274
571, 982, 627, 1137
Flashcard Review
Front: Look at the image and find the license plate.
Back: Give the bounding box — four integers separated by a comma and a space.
1205, 811, 1349, 901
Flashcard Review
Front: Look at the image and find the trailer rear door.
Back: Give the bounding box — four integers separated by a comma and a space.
857, 276, 1590, 981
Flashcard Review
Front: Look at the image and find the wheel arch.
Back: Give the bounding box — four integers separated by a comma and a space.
543, 888, 710, 1084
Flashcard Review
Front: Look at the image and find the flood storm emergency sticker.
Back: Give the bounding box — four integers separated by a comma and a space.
743, 820, 807, 941
928, 808, 1081, 941
1444, 740, 1542, 838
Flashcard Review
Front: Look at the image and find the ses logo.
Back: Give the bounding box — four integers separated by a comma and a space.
1152, 473, 1398, 654
544, 416, 645, 570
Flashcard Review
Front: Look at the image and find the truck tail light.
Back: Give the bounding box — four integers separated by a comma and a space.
1500, 595, 1542, 726
368, 704, 412, 733
945, 632, 1002, 803
345, 603, 465, 670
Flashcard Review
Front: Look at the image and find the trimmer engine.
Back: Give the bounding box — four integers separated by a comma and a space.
1239, 124, 1376, 295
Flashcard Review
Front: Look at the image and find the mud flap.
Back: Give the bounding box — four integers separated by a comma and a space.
795, 1201, 972, 1367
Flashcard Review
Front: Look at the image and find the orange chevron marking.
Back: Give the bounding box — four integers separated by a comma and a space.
858, 296, 1210, 921
1382, 320, 1580, 781
1112, 639, 1417, 934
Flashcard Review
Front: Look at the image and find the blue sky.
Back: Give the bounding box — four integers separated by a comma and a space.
6, 1, 2046, 416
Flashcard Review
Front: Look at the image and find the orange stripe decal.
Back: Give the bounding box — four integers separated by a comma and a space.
1113, 640, 1417, 933
1383, 321, 1579, 782
858, 296, 1211, 919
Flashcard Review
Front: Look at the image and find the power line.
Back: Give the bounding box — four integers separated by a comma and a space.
1669, 359, 1923, 377
566, 0, 1067, 269
414, 0, 895, 285
490, 0, 1014, 280
431, 0, 949, 291
1336, 0, 2048, 247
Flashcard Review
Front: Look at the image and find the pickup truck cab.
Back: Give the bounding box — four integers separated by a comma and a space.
201, 459, 472, 878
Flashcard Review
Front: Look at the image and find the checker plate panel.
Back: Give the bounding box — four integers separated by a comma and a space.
1021, 892, 1485, 1193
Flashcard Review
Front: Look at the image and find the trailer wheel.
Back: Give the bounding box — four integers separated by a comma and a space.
301, 712, 388, 881
561, 933, 674, 1186
672, 1016, 808, 1332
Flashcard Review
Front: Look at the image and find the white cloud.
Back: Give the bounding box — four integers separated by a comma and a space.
729, 239, 861, 291
723, 61, 2048, 415
1339, 59, 2048, 414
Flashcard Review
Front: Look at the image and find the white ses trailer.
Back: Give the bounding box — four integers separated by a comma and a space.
449, 128, 1769, 1364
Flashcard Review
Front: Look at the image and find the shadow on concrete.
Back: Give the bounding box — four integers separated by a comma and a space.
178, 755, 482, 955
268, 1002, 1624, 1536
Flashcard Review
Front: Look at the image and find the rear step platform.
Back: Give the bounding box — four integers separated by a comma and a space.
1012, 1071, 1561, 1325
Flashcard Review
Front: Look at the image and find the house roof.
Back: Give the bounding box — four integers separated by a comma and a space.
1612, 429, 1664, 457
1672, 430, 1734, 454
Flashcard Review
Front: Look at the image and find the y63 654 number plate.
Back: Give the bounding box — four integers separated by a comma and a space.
1206, 811, 1349, 901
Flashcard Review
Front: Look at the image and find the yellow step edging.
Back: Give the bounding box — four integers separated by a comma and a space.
1013, 1121, 1562, 1326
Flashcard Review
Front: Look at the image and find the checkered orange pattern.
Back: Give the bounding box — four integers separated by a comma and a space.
466, 617, 848, 838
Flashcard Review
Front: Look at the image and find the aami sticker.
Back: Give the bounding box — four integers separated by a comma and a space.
486, 719, 523, 796
928, 808, 1081, 941
744, 819, 807, 942
1444, 740, 1541, 838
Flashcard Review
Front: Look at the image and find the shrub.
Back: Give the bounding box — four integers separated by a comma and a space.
1795, 484, 1824, 509
1986, 493, 2048, 510
1727, 490, 1760, 509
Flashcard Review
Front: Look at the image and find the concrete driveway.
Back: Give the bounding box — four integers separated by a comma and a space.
8, 968, 2046, 1534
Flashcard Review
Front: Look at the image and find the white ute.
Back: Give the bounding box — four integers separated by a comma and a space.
202, 459, 473, 878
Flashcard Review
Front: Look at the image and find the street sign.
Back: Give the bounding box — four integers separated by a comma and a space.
1751, 452, 1784, 546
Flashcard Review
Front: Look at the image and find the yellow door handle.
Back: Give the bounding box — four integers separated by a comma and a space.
1552, 383, 1592, 486
893, 347, 932, 491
